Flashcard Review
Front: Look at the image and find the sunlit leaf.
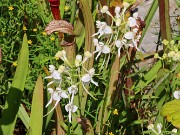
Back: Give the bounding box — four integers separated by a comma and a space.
161, 99, 180, 129
28, 74, 44, 135
0, 34, 29, 134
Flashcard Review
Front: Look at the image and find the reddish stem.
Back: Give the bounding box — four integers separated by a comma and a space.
48, 0, 63, 39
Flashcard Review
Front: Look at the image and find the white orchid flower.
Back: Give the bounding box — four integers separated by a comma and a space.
68, 85, 78, 103
45, 87, 68, 116
45, 65, 61, 86
171, 128, 177, 135
115, 40, 122, 57
124, 31, 140, 51
65, 102, 78, 123
55, 50, 71, 67
81, 68, 98, 99
127, 12, 138, 28
93, 38, 110, 60
147, 123, 163, 135
173, 91, 180, 99
92, 21, 112, 38
100, 6, 113, 18
157, 123, 162, 134
115, 6, 121, 18
75, 55, 82, 67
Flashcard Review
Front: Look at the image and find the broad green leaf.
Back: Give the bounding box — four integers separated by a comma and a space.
74, 17, 85, 50
161, 100, 180, 129
0, 34, 29, 134
28, 75, 44, 135
17, 104, 30, 129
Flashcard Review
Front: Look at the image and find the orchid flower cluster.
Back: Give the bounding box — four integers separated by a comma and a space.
45, 50, 98, 123
92, 2, 142, 62
154, 40, 180, 62
44, 3, 143, 123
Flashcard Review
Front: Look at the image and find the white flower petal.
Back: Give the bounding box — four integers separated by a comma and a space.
104, 26, 112, 34
102, 45, 110, 54
157, 123, 162, 134
88, 68, 95, 75
72, 105, 78, 112
45, 97, 53, 108
52, 91, 60, 101
47, 81, 54, 86
173, 91, 180, 99
115, 40, 121, 48
61, 92, 68, 98
93, 38, 99, 45
82, 74, 91, 83
65, 104, 69, 112
51, 70, 61, 80
49, 65, 55, 73
115, 6, 120, 14
133, 12, 138, 19
47, 88, 54, 93
101, 6, 108, 13
95, 51, 102, 60
91, 79, 98, 86
128, 17, 137, 27
124, 32, 134, 40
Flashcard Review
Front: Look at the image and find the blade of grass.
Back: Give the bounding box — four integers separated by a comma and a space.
28, 74, 44, 135
0, 34, 29, 134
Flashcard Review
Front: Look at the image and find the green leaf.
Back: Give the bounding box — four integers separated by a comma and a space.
17, 104, 30, 129
140, 0, 158, 44
74, 17, 85, 50
135, 60, 162, 94
0, 34, 29, 134
161, 99, 180, 129
28, 75, 44, 135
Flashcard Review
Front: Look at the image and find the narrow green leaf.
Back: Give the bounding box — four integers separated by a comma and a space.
140, 0, 158, 43
28, 75, 44, 135
135, 60, 162, 94
17, 104, 30, 129
0, 34, 29, 134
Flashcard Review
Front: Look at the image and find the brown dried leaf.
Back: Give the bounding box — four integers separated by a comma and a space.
45, 20, 74, 35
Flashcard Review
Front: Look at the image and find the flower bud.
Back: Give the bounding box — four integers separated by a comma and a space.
123, 2, 130, 8
76, 55, 82, 62
58, 65, 65, 73
168, 51, 175, 58
162, 39, 169, 45
75, 59, 80, 67
154, 53, 159, 58
55, 51, 63, 59
116, 18, 121, 26
170, 40, 175, 45
84, 51, 92, 58
101, 6, 108, 13
147, 124, 154, 130
62, 50, 66, 57
162, 53, 167, 59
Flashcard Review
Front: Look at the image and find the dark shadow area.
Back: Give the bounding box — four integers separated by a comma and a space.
0, 87, 23, 135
